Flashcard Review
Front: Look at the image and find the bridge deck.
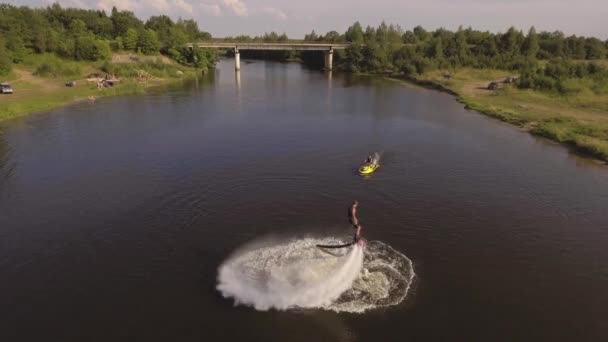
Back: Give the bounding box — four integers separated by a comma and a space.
187, 42, 350, 51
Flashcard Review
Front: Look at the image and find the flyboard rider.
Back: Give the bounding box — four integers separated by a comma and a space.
316, 200, 365, 249
348, 200, 364, 246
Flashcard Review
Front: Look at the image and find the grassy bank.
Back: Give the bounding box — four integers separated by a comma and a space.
402, 68, 608, 163
0, 54, 202, 122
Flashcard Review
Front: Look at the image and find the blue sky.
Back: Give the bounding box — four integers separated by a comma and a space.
9, 0, 608, 39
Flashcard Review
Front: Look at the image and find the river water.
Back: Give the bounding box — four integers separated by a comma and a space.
1, 60, 607, 341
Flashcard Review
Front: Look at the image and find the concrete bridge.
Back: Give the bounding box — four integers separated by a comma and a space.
186, 42, 351, 71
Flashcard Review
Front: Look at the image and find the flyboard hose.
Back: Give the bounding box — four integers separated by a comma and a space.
316, 240, 357, 249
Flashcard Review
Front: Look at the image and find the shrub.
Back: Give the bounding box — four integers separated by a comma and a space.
533, 75, 556, 91
556, 79, 584, 95
31, 55, 82, 78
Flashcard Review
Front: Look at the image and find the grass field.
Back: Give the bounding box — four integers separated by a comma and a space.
412, 68, 608, 162
0, 54, 201, 122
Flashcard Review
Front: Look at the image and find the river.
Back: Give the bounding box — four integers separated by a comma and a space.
1, 60, 607, 341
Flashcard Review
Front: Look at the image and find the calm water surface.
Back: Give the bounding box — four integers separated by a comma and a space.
1, 60, 607, 341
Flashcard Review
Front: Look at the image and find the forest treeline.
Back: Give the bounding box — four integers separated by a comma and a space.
227, 22, 608, 95
2, 3, 608, 95
0, 3, 215, 75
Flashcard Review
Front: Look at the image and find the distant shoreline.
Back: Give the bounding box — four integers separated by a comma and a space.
374, 70, 608, 164
0, 66, 200, 123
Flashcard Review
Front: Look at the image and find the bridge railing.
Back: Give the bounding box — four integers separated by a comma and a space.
187, 42, 351, 51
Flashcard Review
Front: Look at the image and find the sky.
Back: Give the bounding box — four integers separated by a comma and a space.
9, 0, 608, 39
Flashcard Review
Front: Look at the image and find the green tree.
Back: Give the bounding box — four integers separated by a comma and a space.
57, 38, 76, 59
364, 26, 376, 42
429, 37, 444, 60
539, 31, 565, 58
565, 36, 586, 59
0, 37, 12, 75
145, 15, 174, 50
90, 16, 114, 38
345, 22, 364, 43
179, 19, 204, 41
75, 36, 96, 60
123, 28, 138, 50
522, 26, 539, 59
343, 44, 364, 72
168, 26, 187, 50
69, 19, 88, 37
95, 40, 111, 60
413, 26, 431, 42
32, 27, 48, 53
402, 31, 417, 44
111, 7, 143, 37
304, 30, 318, 41
6, 35, 27, 63
323, 31, 342, 43
113, 36, 124, 51
137, 29, 160, 54
454, 28, 469, 65
393, 45, 419, 75
500, 27, 524, 56
585, 38, 606, 59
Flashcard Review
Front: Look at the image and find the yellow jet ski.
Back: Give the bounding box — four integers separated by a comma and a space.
359, 162, 380, 175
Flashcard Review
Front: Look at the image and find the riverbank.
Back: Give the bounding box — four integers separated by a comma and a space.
0, 55, 203, 123
395, 68, 608, 163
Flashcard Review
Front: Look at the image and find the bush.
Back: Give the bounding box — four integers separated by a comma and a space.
0, 38, 11, 75
74, 37, 111, 61
99, 61, 190, 78
556, 79, 584, 95
95, 40, 112, 60
111, 37, 123, 51
533, 75, 556, 91
31, 54, 82, 78
34, 61, 81, 78
167, 48, 181, 62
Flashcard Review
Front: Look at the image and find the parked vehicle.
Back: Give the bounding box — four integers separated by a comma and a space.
0, 82, 13, 94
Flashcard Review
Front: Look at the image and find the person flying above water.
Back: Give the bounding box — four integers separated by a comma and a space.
316, 201, 364, 249
348, 200, 359, 227
348, 200, 363, 245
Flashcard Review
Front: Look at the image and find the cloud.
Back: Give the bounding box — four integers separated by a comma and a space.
96, 0, 136, 11
96, 0, 210, 17
200, 2, 221, 16
260, 6, 287, 20
44, 0, 87, 8
52, 0, 89, 8
147, 0, 170, 12
174, 0, 193, 13
222, 0, 248, 16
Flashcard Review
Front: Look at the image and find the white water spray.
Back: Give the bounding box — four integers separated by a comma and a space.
217, 237, 414, 313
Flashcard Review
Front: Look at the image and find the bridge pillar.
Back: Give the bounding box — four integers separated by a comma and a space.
234, 48, 241, 71
324, 48, 333, 71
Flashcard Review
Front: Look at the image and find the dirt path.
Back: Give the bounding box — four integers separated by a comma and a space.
7, 69, 62, 99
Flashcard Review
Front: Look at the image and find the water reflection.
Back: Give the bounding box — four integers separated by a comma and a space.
235, 70, 241, 90
235, 70, 242, 111
325, 71, 332, 108
0, 130, 15, 185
